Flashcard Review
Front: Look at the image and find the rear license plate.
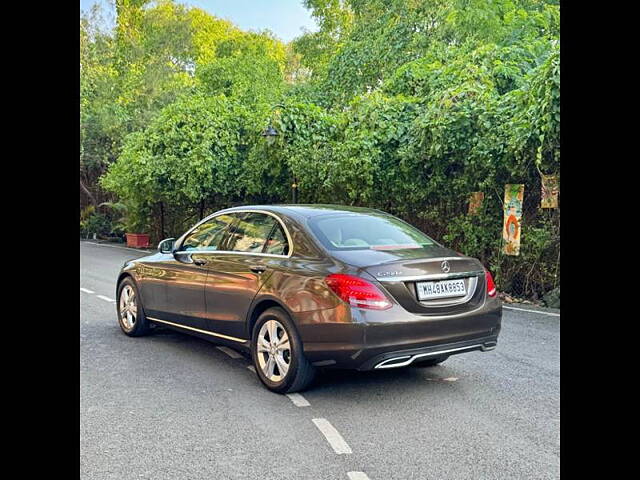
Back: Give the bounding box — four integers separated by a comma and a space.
416, 279, 466, 300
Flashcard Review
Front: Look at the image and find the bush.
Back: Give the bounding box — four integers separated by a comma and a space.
80, 212, 112, 238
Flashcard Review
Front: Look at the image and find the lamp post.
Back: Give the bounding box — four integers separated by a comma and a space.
261, 110, 298, 204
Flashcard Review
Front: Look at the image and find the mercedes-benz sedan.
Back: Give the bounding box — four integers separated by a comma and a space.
116, 205, 501, 392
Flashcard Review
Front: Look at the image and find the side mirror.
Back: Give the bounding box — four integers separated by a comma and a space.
158, 237, 176, 254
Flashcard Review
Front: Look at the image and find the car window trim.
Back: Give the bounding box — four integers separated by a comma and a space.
177, 209, 294, 258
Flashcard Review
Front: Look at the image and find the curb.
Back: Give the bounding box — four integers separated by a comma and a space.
502, 303, 560, 317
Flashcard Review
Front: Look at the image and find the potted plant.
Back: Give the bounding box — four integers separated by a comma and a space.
100, 200, 151, 248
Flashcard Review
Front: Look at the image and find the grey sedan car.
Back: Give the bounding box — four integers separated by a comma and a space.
116, 205, 501, 393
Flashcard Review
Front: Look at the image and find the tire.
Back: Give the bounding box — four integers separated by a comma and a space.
116, 277, 151, 337
411, 355, 449, 368
251, 307, 316, 393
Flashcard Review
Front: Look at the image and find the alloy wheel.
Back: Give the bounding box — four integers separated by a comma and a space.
256, 320, 291, 382
119, 285, 137, 331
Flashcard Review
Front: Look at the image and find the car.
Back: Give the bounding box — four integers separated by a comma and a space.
115, 204, 501, 393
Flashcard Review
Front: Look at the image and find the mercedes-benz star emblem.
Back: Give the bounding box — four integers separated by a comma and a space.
441, 260, 450, 273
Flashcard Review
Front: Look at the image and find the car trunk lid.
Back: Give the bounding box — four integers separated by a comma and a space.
333, 246, 487, 315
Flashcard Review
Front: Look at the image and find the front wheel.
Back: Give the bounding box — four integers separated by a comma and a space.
251, 307, 316, 393
116, 277, 151, 337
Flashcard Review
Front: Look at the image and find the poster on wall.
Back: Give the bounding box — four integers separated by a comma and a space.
503, 184, 524, 256
468, 192, 484, 215
541, 174, 559, 208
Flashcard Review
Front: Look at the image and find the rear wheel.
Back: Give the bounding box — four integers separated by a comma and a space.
116, 278, 151, 337
251, 307, 316, 393
411, 355, 449, 368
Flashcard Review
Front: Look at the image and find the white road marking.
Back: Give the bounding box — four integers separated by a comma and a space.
80, 288, 94, 294
426, 376, 458, 382
286, 393, 310, 407
96, 295, 115, 303
348, 473, 371, 480
503, 305, 560, 317
247, 365, 256, 373
216, 346, 243, 359
312, 418, 352, 454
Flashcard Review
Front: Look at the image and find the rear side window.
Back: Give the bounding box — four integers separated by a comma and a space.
225, 213, 288, 254
181, 214, 235, 251
264, 223, 289, 256
308, 214, 436, 251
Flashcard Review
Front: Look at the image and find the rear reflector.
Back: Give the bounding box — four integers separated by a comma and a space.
485, 270, 497, 297
325, 274, 392, 310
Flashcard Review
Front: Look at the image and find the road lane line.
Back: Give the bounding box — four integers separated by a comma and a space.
96, 295, 115, 303
286, 393, 310, 407
312, 418, 352, 454
348, 473, 371, 480
425, 376, 459, 382
247, 365, 256, 373
80, 288, 94, 294
503, 305, 560, 317
216, 346, 243, 359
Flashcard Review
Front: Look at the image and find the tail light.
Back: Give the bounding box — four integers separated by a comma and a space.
485, 269, 497, 297
325, 274, 392, 310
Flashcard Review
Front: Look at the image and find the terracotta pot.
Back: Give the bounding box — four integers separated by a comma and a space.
126, 233, 151, 248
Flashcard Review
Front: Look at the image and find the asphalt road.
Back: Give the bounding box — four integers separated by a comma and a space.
80, 241, 560, 480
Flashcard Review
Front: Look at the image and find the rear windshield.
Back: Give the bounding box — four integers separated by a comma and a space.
308, 214, 437, 251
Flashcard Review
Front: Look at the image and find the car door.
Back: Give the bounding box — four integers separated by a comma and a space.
202, 212, 291, 340
158, 213, 235, 330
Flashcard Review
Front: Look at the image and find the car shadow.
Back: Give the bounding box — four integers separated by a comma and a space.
148, 325, 251, 359
145, 325, 458, 394
312, 365, 455, 391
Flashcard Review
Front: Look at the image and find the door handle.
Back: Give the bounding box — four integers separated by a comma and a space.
250, 265, 267, 274
193, 258, 207, 266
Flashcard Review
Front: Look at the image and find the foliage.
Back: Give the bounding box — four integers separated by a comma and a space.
81, 0, 244, 207
83, 0, 560, 299
80, 211, 113, 237
196, 31, 287, 107
101, 93, 259, 236
99, 200, 148, 233
244, 101, 343, 203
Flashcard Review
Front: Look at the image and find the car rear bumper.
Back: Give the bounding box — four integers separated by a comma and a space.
296, 299, 502, 370
357, 335, 498, 370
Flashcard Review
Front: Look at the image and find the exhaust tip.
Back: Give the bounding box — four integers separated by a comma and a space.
375, 355, 413, 369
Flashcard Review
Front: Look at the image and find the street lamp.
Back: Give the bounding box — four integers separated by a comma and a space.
261, 108, 298, 204
261, 125, 278, 145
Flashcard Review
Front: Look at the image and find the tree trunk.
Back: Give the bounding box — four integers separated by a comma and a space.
159, 202, 165, 239
80, 179, 96, 205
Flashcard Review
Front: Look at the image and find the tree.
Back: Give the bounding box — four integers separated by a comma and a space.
86, 0, 560, 298
101, 94, 258, 236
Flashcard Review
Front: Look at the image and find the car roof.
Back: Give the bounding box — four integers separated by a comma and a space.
222, 204, 388, 219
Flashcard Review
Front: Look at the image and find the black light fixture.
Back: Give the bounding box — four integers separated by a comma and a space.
261, 125, 278, 145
